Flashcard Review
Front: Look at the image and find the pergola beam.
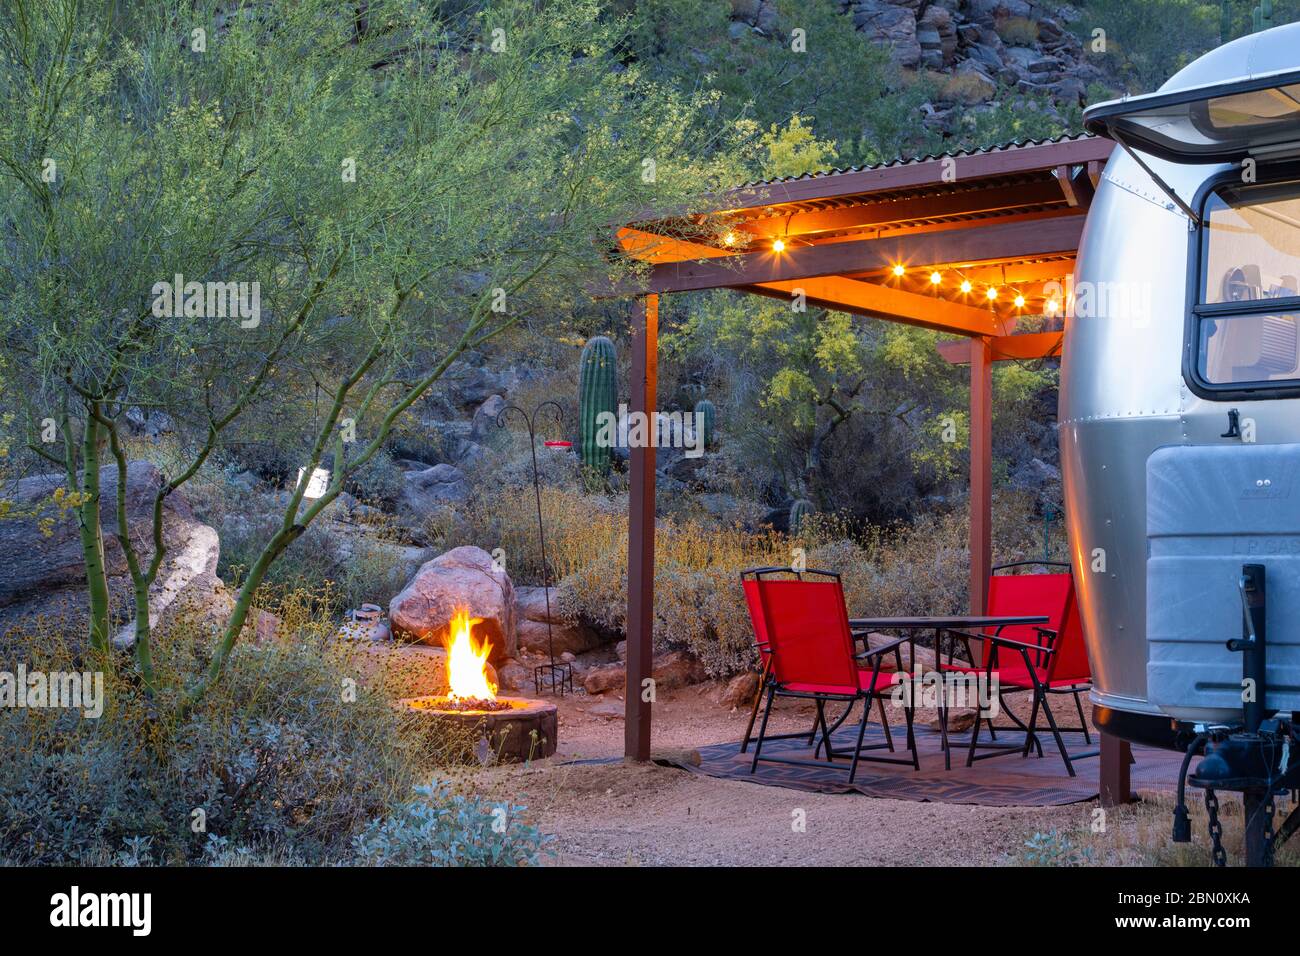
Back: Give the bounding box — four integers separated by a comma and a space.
937, 331, 1064, 363
639, 216, 1086, 295
842, 258, 1075, 286
746, 276, 1010, 337
1055, 164, 1097, 209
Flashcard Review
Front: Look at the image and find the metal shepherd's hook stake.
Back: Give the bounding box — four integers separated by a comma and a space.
496, 400, 574, 697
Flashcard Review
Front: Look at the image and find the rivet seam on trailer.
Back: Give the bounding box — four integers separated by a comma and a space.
1102, 171, 1191, 220
1059, 411, 1180, 425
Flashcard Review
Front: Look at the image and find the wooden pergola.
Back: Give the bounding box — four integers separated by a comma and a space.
613, 134, 1133, 802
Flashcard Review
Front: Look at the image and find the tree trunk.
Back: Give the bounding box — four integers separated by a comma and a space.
77, 417, 113, 652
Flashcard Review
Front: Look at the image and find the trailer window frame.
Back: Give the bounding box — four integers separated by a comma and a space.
1186, 168, 1300, 401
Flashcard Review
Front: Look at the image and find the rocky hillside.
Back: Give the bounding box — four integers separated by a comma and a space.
732, 0, 1119, 134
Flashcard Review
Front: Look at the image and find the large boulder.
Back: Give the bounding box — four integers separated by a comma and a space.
389, 545, 517, 662
514, 586, 602, 656
580, 650, 708, 695
0, 461, 228, 646
849, 1, 921, 69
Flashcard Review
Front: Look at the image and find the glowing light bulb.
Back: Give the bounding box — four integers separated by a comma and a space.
723, 232, 735, 246
1014, 294, 1026, 308
892, 264, 905, 277
929, 272, 942, 285
1047, 298, 1061, 314
960, 279, 973, 294
986, 287, 999, 301
773, 239, 785, 252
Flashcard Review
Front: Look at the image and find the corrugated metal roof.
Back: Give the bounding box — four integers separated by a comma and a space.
733, 132, 1100, 189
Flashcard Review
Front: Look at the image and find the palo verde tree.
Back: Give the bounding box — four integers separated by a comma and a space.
0, 0, 751, 709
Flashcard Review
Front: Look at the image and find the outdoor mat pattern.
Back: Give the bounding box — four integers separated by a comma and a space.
658, 724, 1184, 807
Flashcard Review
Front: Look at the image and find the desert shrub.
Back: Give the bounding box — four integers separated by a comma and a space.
345, 449, 406, 510
435, 485, 623, 586
489, 433, 585, 493
550, 489, 1060, 677
224, 440, 300, 485
351, 782, 552, 866
0, 600, 440, 866
940, 71, 999, 105
1019, 829, 1094, 866
219, 503, 415, 614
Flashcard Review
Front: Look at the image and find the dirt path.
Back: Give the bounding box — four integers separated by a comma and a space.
479, 684, 1103, 866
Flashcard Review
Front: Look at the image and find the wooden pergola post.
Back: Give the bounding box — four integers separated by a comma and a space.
625, 293, 658, 761
969, 336, 993, 615
1100, 734, 1135, 806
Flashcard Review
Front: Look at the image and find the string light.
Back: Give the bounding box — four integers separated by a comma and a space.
772, 239, 785, 253
905, 271, 1051, 312
892, 264, 905, 277
723, 232, 735, 246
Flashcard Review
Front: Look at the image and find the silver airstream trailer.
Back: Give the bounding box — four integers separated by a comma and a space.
1071, 22, 1300, 860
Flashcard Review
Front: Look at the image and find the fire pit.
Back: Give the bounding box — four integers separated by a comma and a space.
398, 610, 558, 763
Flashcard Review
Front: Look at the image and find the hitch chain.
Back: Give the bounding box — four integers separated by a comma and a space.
1263, 790, 1277, 867
1206, 789, 1227, 867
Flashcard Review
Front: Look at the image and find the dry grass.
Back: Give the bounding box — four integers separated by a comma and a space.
1014, 791, 1300, 866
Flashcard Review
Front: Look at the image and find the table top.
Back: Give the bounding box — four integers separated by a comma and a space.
848, 614, 1049, 630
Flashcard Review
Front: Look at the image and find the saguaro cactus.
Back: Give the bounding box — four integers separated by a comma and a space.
1253, 0, 1273, 32
693, 398, 716, 449
789, 498, 815, 535
578, 336, 617, 473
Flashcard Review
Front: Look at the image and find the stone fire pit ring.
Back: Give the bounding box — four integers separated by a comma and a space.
398, 695, 558, 763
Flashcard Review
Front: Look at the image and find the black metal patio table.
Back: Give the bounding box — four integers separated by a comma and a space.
847, 614, 1049, 769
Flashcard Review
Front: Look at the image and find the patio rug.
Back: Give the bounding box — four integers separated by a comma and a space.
656, 724, 1185, 807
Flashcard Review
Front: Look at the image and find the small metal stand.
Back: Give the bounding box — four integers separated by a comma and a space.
496, 400, 574, 697
1041, 504, 1060, 562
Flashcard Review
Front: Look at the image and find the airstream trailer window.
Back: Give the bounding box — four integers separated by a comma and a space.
1195, 181, 1300, 388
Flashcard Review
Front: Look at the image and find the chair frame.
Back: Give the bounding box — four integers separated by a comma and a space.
941, 561, 1097, 777
738, 567, 897, 755
746, 568, 919, 782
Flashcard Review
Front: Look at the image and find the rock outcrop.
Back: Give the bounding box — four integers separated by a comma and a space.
729, 0, 1118, 128
0, 462, 233, 647
581, 649, 709, 696
514, 585, 603, 657
389, 545, 517, 662
398, 463, 470, 519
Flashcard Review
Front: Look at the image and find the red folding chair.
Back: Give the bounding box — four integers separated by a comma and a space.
739, 566, 902, 755
941, 561, 1096, 776
749, 569, 918, 781
739, 567, 818, 754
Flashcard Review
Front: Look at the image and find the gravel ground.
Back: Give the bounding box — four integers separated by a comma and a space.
478, 684, 1104, 866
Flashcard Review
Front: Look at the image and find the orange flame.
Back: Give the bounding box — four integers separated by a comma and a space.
444, 609, 496, 700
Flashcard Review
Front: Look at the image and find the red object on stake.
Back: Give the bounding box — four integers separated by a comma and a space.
544, 440, 572, 448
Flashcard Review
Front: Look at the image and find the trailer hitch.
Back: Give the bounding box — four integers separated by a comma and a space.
1173, 565, 1300, 865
